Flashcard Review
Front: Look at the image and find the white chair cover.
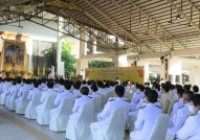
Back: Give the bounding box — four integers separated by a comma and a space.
150, 114, 170, 140
49, 98, 74, 132
0, 91, 9, 105
15, 91, 30, 114
36, 94, 56, 125
7, 89, 19, 111
92, 96, 102, 121
24, 93, 42, 119
91, 108, 127, 140
66, 101, 94, 140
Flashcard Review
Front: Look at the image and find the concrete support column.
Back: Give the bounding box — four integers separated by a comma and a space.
76, 26, 88, 79
112, 52, 128, 67
56, 17, 64, 76
168, 57, 182, 84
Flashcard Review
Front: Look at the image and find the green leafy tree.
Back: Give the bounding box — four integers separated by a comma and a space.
61, 39, 76, 76
42, 44, 57, 69
88, 60, 113, 68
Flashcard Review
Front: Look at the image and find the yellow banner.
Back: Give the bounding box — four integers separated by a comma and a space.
85, 66, 144, 84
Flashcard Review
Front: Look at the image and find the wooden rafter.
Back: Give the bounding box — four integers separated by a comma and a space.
110, 0, 167, 47
83, 0, 153, 52
166, 0, 200, 32
128, 0, 186, 49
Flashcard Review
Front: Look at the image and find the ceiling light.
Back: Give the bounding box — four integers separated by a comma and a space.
176, 14, 181, 20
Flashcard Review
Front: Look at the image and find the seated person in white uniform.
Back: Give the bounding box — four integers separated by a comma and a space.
54, 78, 65, 93
89, 84, 100, 98
91, 85, 130, 133
167, 91, 194, 139
27, 80, 41, 101
72, 86, 92, 114
130, 84, 145, 111
54, 80, 74, 107
39, 80, 57, 103
193, 85, 199, 94
130, 89, 162, 140
15, 79, 33, 104
97, 85, 130, 121
171, 87, 184, 117
72, 81, 81, 98
177, 94, 200, 139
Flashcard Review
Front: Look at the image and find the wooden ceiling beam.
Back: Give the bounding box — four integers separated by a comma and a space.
83, 0, 154, 52
166, 0, 200, 33
83, 10, 139, 52
128, 0, 186, 49
110, 0, 169, 48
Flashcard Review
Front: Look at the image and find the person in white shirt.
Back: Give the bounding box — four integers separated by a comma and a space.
89, 84, 100, 98
116, 77, 121, 85
130, 84, 145, 111
51, 80, 75, 115
54, 78, 65, 93
27, 80, 41, 101
39, 80, 58, 103
91, 85, 130, 134
54, 80, 74, 107
72, 86, 92, 114
97, 85, 130, 121
171, 87, 184, 117
193, 85, 199, 94
15, 79, 33, 105
72, 81, 81, 98
167, 91, 194, 139
177, 94, 200, 139
130, 89, 162, 140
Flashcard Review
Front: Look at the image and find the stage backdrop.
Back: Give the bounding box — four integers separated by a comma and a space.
85, 66, 144, 84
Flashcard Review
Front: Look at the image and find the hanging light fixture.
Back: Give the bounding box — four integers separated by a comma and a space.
176, 0, 183, 20
176, 14, 181, 20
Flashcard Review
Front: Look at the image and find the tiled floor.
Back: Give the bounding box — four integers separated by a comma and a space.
0, 106, 65, 140
0, 105, 130, 140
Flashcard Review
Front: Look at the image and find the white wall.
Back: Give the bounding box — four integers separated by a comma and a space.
0, 20, 57, 42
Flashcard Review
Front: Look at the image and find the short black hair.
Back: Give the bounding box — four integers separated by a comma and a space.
47, 80, 54, 88
184, 84, 191, 92
191, 94, 200, 107
155, 84, 160, 91
34, 80, 39, 88
163, 84, 170, 92
60, 78, 64, 85
16, 77, 21, 84
12, 79, 17, 85
91, 84, 98, 92
73, 81, 81, 90
193, 85, 199, 93
80, 86, 89, 95
115, 85, 125, 97
177, 88, 184, 97
139, 85, 144, 91
145, 89, 158, 103
183, 91, 194, 101
64, 81, 72, 90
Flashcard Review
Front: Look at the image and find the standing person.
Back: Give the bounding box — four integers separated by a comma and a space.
130, 89, 162, 140
177, 94, 200, 139
116, 77, 121, 85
